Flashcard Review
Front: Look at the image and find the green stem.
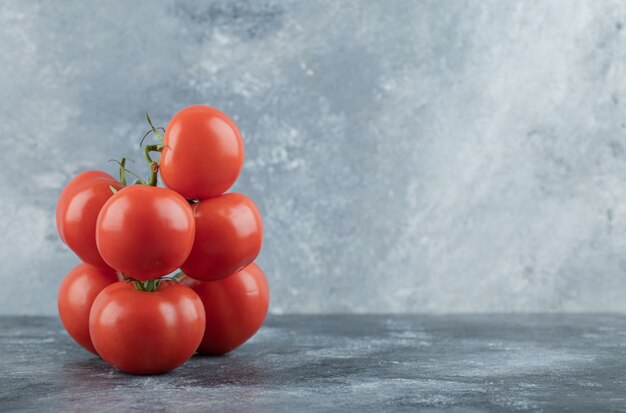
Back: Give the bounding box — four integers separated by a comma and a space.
119, 158, 127, 186
146, 113, 164, 143
108, 158, 145, 185
144, 144, 163, 187
147, 162, 159, 186
144, 144, 159, 163
123, 169, 146, 184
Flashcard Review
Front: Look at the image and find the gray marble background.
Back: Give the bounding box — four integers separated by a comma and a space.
2, 0, 626, 315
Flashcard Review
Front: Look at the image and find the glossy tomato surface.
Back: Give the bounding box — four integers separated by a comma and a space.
89, 281, 205, 375
56, 171, 124, 268
181, 193, 262, 281
96, 185, 195, 280
57, 263, 118, 354
160, 105, 244, 200
181, 263, 269, 355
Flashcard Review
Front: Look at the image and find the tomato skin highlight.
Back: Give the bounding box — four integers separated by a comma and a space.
57, 263, 119, 354
96, 185, 195, 280
56, 171, 124, 268
89, 281, 205, 375
160, 105, 244, 200
180, 263, 269, 355
181, 193, 263, 282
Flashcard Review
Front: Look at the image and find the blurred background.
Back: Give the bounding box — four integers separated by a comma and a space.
2, 0, 626, 315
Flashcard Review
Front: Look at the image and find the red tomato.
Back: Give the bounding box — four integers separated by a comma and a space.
89, 281, 205, 374
56, 171, 124, 268
180, 263, 269, 355
57, 263, 118, 354
181, 193, 263, 281
160, 105, 244, 200
96, 185, 195, 280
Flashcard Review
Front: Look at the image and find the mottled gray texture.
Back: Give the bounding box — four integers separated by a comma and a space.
3, 315, 626, 411
2, 1, 626, 314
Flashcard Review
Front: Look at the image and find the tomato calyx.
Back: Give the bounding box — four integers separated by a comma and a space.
121, 274, 162, 292
120, 271, 186, 292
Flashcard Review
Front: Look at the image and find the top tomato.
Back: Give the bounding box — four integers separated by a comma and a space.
160, 105, 244, 200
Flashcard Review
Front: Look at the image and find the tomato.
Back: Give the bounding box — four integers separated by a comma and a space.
181, 193, 262, 281
96, 185, 195, 280
160, 105, 244, 200
56, 171, 124, 268
180, 263, 269, 355
89, 280, 205, 374
57, 263, 118, 354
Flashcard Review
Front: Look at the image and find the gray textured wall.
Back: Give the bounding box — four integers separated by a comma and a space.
2, 0, 626, 315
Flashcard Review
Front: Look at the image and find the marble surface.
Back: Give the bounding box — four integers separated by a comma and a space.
2, 314, 626, 412
3, 1, 626, 314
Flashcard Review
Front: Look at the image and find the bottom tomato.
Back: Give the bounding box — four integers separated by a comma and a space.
57, 262, 119, 354
89, 281, 205, 374
180, 262, 269, 355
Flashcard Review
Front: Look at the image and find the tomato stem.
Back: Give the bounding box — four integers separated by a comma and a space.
143, 145, 163, 186
139, 114, 167, 187
148, 161, 159, 186
143, 144, 160, 164
115, 158, 126, 185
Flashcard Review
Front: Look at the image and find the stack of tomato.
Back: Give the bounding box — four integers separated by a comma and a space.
56, 105, 268, 375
